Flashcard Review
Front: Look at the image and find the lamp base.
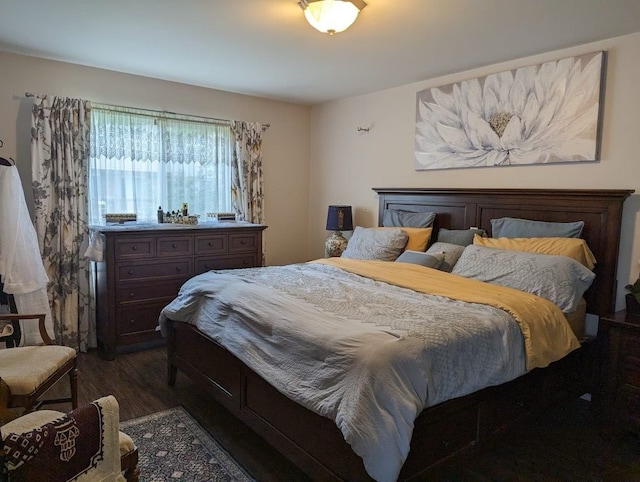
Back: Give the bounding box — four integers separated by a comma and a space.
325, 231, 348, 257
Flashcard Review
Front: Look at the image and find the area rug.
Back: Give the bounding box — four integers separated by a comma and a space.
120, 406, 255, 482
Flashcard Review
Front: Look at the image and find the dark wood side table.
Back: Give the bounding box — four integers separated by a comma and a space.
598, 310, 640, 434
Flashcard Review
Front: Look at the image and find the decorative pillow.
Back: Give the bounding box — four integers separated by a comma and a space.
425, 242, 465, 272
382, 209, 436, 228
451, 245, 595, 313
395, 250, 444, 268
490, 217, 584, 238
377, 227, 432, 251
473, 235, 596, 270
341, 226, 408, 261
436, 228, 487, 246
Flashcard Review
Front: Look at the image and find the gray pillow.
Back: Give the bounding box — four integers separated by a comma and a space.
425, 242, 465, 272
395, 250, 444, 268
341, 226, 408, 261
451, 244, 595, 313
436, 228, 486, 246
490, 217, 584, 238
382, 209, 436, 228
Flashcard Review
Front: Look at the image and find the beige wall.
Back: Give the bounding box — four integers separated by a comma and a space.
0, 51, 311, 267
3, 32, 640, 309
309, 32, 640, 311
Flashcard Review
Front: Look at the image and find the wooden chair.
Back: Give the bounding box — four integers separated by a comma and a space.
0, 313, 77, 417
0, 390, 139, 481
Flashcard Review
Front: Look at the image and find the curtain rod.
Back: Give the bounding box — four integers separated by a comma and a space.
24, 92, 270, 130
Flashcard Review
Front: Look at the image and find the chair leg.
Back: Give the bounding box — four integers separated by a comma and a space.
123, 464, 140, 482
121, 448, 139, 482
69, 363, 78, 409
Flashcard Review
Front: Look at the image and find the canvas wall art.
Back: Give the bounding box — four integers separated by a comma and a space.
414, 51, 605, 170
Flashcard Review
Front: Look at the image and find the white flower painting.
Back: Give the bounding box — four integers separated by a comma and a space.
414, 51, 604, 170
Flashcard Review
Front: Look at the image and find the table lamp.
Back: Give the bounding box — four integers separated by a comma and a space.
325, 205, 353, 257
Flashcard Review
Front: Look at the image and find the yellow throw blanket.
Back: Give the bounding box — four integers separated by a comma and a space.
314, 258, 580, 370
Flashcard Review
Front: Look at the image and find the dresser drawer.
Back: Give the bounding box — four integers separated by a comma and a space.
195, 255, 256, 274
620, 356, 640, 388
229, 233, 258, 253
114, 237, 155, 259
117, 260, 192, 281
615, 388, 640, 426
117, 281, 184, 304
409, 406, 479, 470
117, 304, 166, 336
157, 236, 193, 257
622, 333, 640, 358
195, 235, 227, 255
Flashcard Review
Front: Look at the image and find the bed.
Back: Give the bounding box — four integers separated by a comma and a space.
161, 188, 632, 481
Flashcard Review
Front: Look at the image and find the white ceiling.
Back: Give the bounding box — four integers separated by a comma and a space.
1, 0, 640, 105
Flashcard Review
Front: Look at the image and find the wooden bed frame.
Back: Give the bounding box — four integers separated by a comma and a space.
167, 188, 632, 481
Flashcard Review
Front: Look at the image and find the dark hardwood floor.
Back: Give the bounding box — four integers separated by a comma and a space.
64, 346, 639, 481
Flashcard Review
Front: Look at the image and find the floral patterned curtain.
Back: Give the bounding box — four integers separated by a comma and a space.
31, 96, 92, 350
230, 121, 266, 264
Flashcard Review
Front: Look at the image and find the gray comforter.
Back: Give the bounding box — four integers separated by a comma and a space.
159, 262, 526, 482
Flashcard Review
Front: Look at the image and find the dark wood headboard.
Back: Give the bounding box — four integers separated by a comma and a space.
374, 188, 633, 316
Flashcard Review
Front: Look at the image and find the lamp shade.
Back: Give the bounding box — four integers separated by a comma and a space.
326, 205, 353, 231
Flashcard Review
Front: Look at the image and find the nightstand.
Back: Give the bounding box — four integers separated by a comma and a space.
598, 310, 640, 434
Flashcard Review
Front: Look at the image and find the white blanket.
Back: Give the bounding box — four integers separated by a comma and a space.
159, 263, 526, 482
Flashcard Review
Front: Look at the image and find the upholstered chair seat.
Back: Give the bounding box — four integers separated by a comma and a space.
0, 345, 76, 396
0, 313, 78, 415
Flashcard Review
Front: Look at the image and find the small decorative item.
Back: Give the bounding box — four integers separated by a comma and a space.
104, 213, 137, 224
325, 205, 353, 257
625, 277, 640, 317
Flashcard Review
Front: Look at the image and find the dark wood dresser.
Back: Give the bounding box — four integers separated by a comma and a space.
598, 310, 640, 433
93, 222, 266, 359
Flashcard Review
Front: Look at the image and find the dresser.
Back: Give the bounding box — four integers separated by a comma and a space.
93, 222, 266, 359
598, 310, 640, 433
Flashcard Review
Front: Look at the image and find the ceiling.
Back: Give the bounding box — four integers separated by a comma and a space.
1, 0, 640, 105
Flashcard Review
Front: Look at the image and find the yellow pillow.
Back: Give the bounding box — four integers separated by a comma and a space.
472, 235, 596, 270
379, 227, 433, 251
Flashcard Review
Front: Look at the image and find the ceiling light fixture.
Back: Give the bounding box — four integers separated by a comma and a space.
298, 0, 367, 36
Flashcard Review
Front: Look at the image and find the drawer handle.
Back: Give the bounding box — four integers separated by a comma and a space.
129, 292, 135, 298
204, 264, 211, 269
128, 270, 134, 275
176, 267, 182, 272
243, 260, 249, 266
240, 240, 246, 245
442, 440, 450, 448
132, 246, 137, 251
172, 243, 177, 248
129, 319, 135, 324
208, 242, 214, 246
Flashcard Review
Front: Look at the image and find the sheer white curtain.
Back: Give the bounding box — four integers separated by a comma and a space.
89, 106, 232, 224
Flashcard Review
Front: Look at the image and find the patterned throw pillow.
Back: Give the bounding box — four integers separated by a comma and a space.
341, 226, 408, 261
452, 244, 595, 313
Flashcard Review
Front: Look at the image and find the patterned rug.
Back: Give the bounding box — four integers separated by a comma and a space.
120, 406, 255, 482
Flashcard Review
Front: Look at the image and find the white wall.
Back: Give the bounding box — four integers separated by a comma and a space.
308, 32, 640, 311
0, 51, 311, 267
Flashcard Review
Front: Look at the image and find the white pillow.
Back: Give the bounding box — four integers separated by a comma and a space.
341, 226, 408, 261
451, 245, 595, 313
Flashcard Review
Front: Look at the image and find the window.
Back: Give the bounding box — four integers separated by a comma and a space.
88, 105, 232, 225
